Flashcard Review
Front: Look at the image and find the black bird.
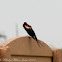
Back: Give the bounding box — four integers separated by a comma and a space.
23, 22, 43, 47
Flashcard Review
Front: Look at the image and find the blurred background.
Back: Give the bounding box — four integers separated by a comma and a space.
0, 0, 62, 50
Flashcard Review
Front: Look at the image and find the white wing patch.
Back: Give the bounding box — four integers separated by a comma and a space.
25, 26, 31, 29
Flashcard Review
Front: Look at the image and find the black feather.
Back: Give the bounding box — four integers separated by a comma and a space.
23, 22, 43, 47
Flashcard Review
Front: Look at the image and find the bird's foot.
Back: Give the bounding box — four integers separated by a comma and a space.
29, 36, 31, 39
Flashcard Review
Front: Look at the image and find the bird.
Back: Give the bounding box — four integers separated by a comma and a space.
23, 22, 43, 47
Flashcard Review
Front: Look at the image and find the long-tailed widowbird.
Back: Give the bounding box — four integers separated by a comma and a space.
23, 22, 43, 47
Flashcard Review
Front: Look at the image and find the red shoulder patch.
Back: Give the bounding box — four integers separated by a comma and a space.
24, 25, 29, 27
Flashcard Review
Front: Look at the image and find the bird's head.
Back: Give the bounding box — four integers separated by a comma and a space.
23, 22, 31, 29
23, 22, 28, 27
24, 22, 27, 25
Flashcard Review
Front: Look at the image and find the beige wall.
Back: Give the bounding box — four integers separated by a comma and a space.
0, 36, 53, 62
53, 49, 62, 62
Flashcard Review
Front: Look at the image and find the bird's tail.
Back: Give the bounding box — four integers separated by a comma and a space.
34, 36, 43, 47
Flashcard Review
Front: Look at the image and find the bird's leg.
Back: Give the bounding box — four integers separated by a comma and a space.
29, 36, 31, 39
